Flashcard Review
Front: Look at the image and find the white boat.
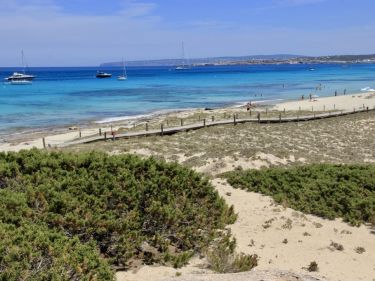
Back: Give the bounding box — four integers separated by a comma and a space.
6, 51, 35, 84
117, 59, 127, 81
10, 78, 33, 85
175, 41, 191, 70
96, 71, 112, 78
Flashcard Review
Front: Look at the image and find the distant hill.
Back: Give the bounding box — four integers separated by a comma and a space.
101, 54, 303, 67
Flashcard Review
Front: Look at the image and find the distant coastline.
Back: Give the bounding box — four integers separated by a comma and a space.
101, 54, 375, 67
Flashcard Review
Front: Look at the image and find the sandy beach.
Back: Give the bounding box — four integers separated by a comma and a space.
274, 91, 375, 111
1, 92, 374, 153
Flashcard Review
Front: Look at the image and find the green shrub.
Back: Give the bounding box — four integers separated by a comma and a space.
206, 231, 258, 273
224, 164, 375, 225
0, 222, 113, 281
307, 261, 319, 272
0, 149, 236, 279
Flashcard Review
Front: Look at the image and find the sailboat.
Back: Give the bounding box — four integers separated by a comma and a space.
117, 59, 127, 81
175, 42, 190, 70
6, 50, 35, 85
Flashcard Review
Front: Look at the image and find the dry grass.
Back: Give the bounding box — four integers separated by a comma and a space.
66, 111, 375, 176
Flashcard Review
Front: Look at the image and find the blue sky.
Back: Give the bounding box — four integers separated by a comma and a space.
0, 0, 374, 66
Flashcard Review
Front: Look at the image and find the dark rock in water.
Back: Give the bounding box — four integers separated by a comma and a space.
204, 108, 214, 111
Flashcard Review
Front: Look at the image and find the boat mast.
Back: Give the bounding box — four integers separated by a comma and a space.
122, 58, 127, 77
21, 50, 30, 74
21, 50, 25, 74
181, 41, 186, 67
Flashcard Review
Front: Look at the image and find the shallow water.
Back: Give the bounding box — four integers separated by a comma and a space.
0, 64, 374, 134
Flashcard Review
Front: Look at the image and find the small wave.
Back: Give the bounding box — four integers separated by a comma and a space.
234, 99, 284, 107
95, 114, 154, 124
95, 108, 196, 124
361, 87, 375, 92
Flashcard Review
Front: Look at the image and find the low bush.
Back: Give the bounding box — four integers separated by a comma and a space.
307, 261, 319, 272
0, 149, 237, 280
206, 231, 258, 273
224, 164, 375, 225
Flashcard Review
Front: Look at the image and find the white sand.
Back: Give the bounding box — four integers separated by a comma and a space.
212, 179, 375, 281
0, 126, 121, 152
273, 92, 375, 112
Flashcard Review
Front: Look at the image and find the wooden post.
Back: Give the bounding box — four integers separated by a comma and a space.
198, 115, 201, 121
79, 130, 82, 138
42, 137, 46, 149
212, 116, 215, 122
161, 124, 164, 136
99, 128, 102, 136
257, 112, 260, 123
367, 107, 369, 112
283, 108, 286, 114
166, 120, 169, 126
180, 119, 183, 126
104, 132, 107, 140
233, 114, 236, 125
146, 123, 149, 131
112, 132, 115, 141
203, 119, 206, 127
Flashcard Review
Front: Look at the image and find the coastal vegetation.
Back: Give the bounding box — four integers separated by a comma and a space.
69, 111, 375, 176
0, 149, 237, 280
206, 231, 258, 273
224, 164, 375, 226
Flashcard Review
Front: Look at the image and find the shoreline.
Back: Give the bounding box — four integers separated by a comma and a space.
0, 98, 281, 144
0, 92, 374, 152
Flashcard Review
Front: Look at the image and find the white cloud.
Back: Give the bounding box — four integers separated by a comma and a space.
118, 0, 157, 18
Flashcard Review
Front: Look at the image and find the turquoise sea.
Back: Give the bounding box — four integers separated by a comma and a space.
0, 64, 374, 135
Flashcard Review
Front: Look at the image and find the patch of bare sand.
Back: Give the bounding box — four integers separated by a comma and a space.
116, 256, 211, 281
213, 179, 375, 281
194, 153, 304, 176
156, 269, 327, 281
